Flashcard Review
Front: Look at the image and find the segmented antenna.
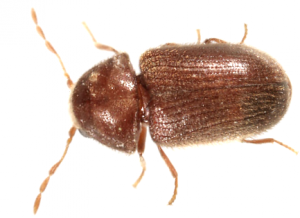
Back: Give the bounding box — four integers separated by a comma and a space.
31, 8, 77, 214
31, 8, 73, 88
33, 127, 76, 214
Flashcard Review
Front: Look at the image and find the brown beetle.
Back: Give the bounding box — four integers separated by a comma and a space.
31, 8, 297, 214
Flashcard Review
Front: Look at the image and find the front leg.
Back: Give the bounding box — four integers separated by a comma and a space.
133, 125, 147, 188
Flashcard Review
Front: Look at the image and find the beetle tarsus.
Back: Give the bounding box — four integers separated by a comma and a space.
133, 155, 146, 188
204, 38, 227, 44
133, 125, 147, 188
242, 138, 298, 155
156, 144, 178, 205
168, 176, 178, 205
196, 29, 201, 44
240, 24, 248, 44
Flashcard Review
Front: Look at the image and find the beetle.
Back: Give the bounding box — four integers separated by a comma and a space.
31, 8, 297, 214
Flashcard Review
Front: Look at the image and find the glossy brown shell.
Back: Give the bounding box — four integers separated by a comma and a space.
71, 53, 140, 153
139, 43, 292, 147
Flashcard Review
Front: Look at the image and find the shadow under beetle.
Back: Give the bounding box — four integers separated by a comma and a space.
31, 8, 298, 214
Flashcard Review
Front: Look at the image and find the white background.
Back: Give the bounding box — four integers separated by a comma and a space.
0, 0, 300, 217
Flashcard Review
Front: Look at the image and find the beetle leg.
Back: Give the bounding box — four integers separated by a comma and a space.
196, 29, 201, 44
205, 24, 248, 45
156, 144, 178, 205
162, 29, 201, 46
240, 24, 248, 44
242, 138, 298, 155
204, 38, 227, 44
31, 8, 73, 88
82, 22, 119, 54
133, 125, 147, 188
160, 29, 201, 47
33, 126, 76, 214
160, 43, 181, 48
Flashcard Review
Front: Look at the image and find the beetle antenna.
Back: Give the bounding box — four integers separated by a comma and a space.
33, 126, 77, 214
82, 22, 119, 54
240, 24, 248, 44
31, 8, 73, 89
